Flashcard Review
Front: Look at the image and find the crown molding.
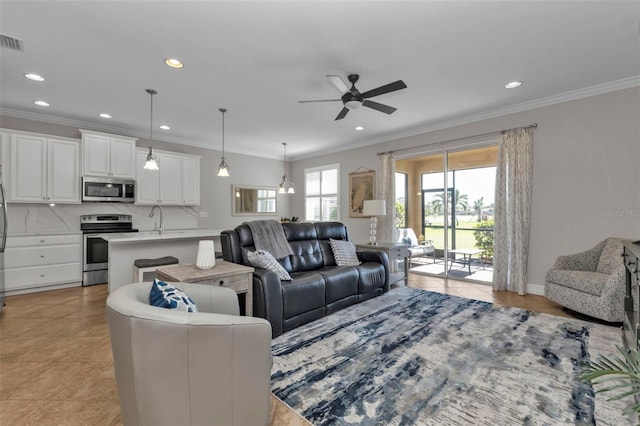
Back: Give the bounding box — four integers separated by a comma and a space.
3, 76, 639, 162
294, 75, 640, 161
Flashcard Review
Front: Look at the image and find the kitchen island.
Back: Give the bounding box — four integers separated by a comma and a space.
103, 229, 223, 292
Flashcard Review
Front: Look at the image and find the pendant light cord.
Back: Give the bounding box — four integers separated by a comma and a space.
146, 89, 157, 148
220, 108, 227, 158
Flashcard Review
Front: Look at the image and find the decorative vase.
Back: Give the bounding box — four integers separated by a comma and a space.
196, 240, 216, 270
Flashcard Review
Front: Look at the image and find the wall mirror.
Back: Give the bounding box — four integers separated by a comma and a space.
232, 185, 277, 215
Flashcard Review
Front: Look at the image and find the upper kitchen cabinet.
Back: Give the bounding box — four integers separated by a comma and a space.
4, 131, 81, 203
135, 148, 200, 206
80, 130, 136, 179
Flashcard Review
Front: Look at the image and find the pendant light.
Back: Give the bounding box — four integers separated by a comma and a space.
278, 142, 295, 194
217, 108, 230, 177
143, 89, 159, 170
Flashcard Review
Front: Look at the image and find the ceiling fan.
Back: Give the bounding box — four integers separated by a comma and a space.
299, 74, 407, 120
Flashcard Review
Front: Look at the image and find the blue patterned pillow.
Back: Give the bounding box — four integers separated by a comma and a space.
149, 279, 198, 312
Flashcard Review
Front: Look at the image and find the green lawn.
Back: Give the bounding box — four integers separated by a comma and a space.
420, 215, 492, 251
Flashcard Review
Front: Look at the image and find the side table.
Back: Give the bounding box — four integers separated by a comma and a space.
156, 260, 255, 316
356, 242, 409, 285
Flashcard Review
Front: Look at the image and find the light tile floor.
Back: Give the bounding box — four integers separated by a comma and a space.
0, 274, 567, 425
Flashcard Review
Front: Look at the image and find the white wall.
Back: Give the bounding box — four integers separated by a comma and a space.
0, 116, 291, 234
290, 87, 640, 289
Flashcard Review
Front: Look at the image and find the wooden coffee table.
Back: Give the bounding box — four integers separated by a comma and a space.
156, 260, 254, 316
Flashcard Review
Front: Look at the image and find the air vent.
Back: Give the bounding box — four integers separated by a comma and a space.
0, 34, 24, 51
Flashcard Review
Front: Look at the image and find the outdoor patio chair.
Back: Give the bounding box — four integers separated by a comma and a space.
396, 228, 436, 265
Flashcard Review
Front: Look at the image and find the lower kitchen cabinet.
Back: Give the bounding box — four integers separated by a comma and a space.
4, 234, 82, 294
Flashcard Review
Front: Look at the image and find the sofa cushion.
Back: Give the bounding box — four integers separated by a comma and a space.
149, 279, 198, 312
356, 263, 387, 294
281, 272, 326, 318
329, 238, 360, 266
546, 270, 609, 296
316, 266, 359, 303
596, 238, 624, 274
247, 249, 292, 280
289, 240, 324, 272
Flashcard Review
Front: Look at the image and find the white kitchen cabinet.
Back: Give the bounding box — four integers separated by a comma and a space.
181, 155, 200, 205
81, 129, 136, 179
135, 148, 200, 206
5, 131, 80, 203
4, 233, 82, 294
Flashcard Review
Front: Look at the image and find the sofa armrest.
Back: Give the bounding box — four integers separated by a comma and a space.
357, 250, 390, 292
550, 244, 603, 272
252, 267, 284, 338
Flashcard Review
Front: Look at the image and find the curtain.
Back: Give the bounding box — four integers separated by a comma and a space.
492, 127, 534, 295
378, 152, 396, 243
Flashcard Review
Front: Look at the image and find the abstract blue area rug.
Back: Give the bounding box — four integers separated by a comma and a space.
271, 286, 632, 425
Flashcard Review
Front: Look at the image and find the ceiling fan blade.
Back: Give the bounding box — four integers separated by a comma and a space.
299, 99, 341, 103
362, 100, 397, 114
335, 107, 349, 120
326, 75, 349, 93
362, 80, 407, 98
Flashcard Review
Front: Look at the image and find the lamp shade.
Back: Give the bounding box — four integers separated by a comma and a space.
362, 200, 386, 216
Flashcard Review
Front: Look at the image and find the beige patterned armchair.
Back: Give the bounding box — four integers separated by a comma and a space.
544, 238, 626, 322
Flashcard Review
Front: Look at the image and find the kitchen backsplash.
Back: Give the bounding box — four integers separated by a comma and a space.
7, 203, 199, 235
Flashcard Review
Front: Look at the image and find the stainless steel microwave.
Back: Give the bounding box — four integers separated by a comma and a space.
82, 177, 135, 203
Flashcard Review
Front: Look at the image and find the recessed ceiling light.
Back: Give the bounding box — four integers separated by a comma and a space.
25, 73, 45, 82
505, 81, 523, 89
34, 100, 50, 107
159, 125, 170, 130
355, 126, 364, 131
165, 58, 184, 69
99, 113, 112, 119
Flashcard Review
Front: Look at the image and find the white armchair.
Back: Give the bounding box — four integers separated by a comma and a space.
396, 228, 436, 265
106, 282, 272, 426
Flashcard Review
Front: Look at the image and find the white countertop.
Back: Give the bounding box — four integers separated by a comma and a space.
8, 231, 82, 237
102, 228, 223, 244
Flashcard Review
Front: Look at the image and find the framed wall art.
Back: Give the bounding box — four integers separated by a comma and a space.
348, 170, 375, 218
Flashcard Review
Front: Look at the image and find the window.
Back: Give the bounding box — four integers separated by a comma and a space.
305, 164, 339, 221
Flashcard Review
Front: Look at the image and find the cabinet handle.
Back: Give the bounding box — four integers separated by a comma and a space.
40, 240, 45, 243
40, 274, 45, 277
40, 255, 45, 258
219, 280, 225, 286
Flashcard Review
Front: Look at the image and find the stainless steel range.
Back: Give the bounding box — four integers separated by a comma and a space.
81, 214, 137, 286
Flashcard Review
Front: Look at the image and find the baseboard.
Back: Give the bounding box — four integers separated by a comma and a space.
526, 283, 545, 296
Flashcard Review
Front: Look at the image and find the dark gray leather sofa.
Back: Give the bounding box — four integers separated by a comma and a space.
221, 221, 390, 337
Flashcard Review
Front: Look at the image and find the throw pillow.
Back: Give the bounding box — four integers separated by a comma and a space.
329, 238, 360, 266
247, 249, 292, 280
149, 279, 198, 312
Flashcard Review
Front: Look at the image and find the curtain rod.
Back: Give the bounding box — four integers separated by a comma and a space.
377, 123, 538, 156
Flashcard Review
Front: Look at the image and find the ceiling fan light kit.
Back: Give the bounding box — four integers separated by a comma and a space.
300, 73, 407, 121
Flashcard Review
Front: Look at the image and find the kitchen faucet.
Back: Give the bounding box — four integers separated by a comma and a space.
149, 205, 164, 234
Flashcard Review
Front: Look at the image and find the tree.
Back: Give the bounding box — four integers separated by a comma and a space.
395, 201, 406, 228
473, 197, 484, 222
431, 190, 469, 216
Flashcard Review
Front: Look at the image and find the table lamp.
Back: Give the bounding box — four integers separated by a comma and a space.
363, 200, 386, 245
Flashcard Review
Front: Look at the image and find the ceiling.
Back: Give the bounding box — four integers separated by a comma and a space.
1, 1, 639, 160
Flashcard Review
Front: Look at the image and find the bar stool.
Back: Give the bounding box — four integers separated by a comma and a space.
133, 256, 179, 283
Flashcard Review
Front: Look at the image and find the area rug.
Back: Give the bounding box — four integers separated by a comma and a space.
271, 287, 632, 425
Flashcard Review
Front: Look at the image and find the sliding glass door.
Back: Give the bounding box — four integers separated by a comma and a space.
396, 145, 497, 282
